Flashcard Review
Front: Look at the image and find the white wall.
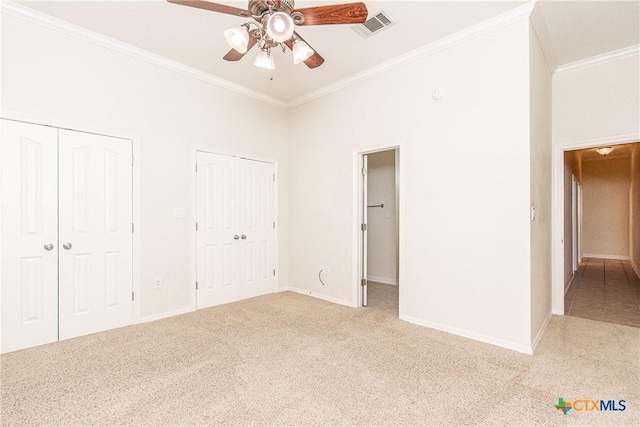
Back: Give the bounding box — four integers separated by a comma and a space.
288, 21, 532, 350
529, 23, 552, 343
581, 157, 631, 259
632, 145, 640, 275
553, 54, 640, 144
1, 13, 289, 319
366, 150, 397, 285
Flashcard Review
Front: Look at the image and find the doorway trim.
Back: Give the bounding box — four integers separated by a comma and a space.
354, 140, 406, 315
552, 132, 639, 315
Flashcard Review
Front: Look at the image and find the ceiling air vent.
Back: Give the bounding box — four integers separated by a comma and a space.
353, 11, 394, 38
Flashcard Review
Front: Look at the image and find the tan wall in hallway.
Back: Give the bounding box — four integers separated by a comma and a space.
631, 145, 640, 274
582, 157, 631, 259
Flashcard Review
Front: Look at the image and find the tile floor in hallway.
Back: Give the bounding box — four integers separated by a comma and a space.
366, 282, 399, 316
565, 258, 640, 328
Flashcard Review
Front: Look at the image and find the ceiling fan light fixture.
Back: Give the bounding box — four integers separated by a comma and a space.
292, 39, 314, 64
266, 12, 295, 43
596, 147, 614, 156
223, 26, 250, 53
254, 50, 275, 70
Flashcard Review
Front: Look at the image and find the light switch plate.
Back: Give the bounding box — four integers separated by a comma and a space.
174, 208, 185, 219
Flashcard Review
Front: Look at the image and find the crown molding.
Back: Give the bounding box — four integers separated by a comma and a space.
287, 1, 537, 108
555, 44, 640, 75
1, 1, 288, 109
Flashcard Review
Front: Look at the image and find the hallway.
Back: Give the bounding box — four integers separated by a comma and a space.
565, 258, 640, 327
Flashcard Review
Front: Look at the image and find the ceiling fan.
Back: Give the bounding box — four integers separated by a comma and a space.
167, 0, 368, 69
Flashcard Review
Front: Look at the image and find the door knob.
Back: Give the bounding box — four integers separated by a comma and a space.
62, 242, 73, 250
44, 243, 54, 251
241, 235, 247, 240
234, 235, 240, 240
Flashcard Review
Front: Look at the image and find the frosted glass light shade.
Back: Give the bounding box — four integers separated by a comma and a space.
293, 40, 314, 64
223, 26, 249, 53
266, 12, 295, 43
254, 50, 275, 69
596, 147, 614, 156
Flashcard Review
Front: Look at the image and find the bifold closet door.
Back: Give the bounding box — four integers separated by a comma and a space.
58, 130, 133, 340
196, 152, 275, 309
1, 120, 59, 353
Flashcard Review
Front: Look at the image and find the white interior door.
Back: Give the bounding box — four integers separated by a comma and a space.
239, 159, 275, 300
58, 130, 133, 340
196, 151, 240, 308
1, 120, 59, 353
362, 154, 368, 307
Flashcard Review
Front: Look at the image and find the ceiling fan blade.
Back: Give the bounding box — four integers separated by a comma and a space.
223, 33, 259, 62
167, 0, 250, 18
284, 33, 325, 69
293, 2, 368, 26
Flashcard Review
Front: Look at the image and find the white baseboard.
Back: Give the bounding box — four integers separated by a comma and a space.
583, 253, 630, 260
564, 272, 575, 294
399, 315, 532, 355
367, 275, 397, 285
140, 306, 194, 323
531, 311, 553, 354
279, 287, 356, 308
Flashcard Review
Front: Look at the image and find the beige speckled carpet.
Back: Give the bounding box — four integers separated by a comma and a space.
1, 290, 639, 425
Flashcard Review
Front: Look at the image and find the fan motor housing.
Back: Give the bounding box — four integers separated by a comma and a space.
249, 0, 295, 17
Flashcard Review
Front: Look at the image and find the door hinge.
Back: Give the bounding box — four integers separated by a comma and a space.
196, 222, 199, 231
273, 174, 275, 182
273, 269, 276, 276
131, 291, 135, 301
361, 278, 367, 287
195, 163, 198, 173
196, 281, 198, 290
132, 155, 134, 166
361, 223, 367, 231
132, 223, 134, 233
362, 167, 367, 176
273, 221, 276, 229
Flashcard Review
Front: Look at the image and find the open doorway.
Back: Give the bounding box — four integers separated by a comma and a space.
358, 148, 399, 315
561, 142, 640, 327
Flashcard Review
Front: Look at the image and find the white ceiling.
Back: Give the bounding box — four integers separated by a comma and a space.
12, 0, 640, 103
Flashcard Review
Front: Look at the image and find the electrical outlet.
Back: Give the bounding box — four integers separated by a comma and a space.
320, 265, 330, 275
154, 277, 162, 288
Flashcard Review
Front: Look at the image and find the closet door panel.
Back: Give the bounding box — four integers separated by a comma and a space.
1, 119, 58, 353
58, 130, 133, 340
